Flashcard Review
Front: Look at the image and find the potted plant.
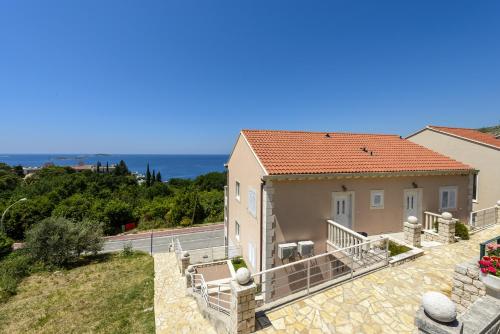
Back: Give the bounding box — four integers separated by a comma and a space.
478, 244, 500, 299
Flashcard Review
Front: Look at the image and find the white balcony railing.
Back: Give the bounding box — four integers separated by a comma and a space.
326, 219, 369, 258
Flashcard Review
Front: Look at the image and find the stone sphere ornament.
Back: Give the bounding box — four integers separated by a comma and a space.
182, 251, 190, 258
441, 212, 453, 220
407, 216, 418, 224
236, 267, 251, 285
422, 291, 457, 323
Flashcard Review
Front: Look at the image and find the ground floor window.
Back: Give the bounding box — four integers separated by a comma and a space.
439, 186, 457, 210
235, 221, 240, 241
472, 173, 478, 202
370, 190, 384, 209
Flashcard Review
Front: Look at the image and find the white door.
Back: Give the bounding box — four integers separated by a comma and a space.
332, 193, 352, 229
404, 189, 420, 221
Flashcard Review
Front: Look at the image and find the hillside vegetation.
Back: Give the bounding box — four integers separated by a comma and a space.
477, 124, 500, 136
0, 162, 225, 240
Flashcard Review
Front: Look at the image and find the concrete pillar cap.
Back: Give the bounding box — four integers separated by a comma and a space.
407, 216, 418, 224
182, 251, 190, 258
187, 265, 195, 273
496, 200, 500, 206
441, 212, 453, 220
236, 267, 251, 285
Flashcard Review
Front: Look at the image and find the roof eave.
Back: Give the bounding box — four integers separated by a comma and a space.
263, 169, 475, 181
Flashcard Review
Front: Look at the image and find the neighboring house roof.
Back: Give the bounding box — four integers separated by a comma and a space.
241, 129, 473, 176
425, 125, 500, 149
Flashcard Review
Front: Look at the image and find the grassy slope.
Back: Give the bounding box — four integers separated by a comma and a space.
0, 252, 154, 334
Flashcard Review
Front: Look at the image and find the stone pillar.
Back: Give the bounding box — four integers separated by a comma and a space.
186, 265, 194, 288
230, 268, 256, 334
181, 251, 190, 274
404, 216, 422, 247
451, 260, 486, 314
438, 212, 455, 244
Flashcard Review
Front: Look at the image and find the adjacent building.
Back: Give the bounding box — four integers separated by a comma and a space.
407, 126, 500, 211
225, 129, 474, 273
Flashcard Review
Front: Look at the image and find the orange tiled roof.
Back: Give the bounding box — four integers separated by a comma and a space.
242, 129, 472, 175
428, 126, 500, 149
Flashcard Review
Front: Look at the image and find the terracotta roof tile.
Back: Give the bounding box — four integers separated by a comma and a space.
428, 126, 500, 149
242, 129, 472, 175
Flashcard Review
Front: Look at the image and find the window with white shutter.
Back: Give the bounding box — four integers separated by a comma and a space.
439, 186, 458, 210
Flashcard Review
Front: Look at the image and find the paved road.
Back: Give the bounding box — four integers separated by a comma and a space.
102, 227, 225, 254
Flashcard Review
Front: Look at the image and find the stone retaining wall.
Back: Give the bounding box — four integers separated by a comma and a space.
451, 259, 486, 314
423, 230, 440, 242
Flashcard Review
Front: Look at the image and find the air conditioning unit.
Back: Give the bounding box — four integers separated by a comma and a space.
298, 241, 314, 257
278, 242, 297, 260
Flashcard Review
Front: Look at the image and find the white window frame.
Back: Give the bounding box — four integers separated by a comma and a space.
439, 186, 458, 211
370, 190, 384, 209
247, 187, 257, 218
235, 221, 240, 242
235, 181, 240, 202
472, 173, 479, 203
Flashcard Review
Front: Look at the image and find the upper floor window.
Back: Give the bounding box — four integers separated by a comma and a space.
440, 186, 457, 210
248, 188, 257, 217
235, 181, 240, 201
370, 190, 384, 209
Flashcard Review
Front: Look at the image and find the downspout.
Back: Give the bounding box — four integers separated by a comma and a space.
259, 178, 265, 272
224, 163, 229, 255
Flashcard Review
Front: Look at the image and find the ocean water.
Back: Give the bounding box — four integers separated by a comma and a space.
0, 154, 228, 180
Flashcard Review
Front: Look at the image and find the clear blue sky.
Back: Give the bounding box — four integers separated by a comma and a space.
1, 1, 499, 154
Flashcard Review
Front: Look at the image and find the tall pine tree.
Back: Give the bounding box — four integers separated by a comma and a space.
106, 161, 109, 173
146, 163, 151, 186
152, 169, 156, 183
156, 171, 162, 182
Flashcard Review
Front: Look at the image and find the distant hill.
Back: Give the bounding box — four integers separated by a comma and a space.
477, 124, 500, 137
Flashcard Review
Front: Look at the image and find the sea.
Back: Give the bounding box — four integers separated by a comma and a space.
0, 154, 228, 180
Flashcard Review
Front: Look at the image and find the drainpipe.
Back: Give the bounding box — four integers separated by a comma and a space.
259, 178, 265, 272
224, 163, 229, 257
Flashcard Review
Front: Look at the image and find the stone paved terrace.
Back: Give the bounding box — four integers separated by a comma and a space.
154, 252, 217, 334
260, 224, 500, 334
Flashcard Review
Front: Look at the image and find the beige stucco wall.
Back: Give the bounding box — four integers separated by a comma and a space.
227, 134, 266, 272
270, 174, 471, 261
408, 129, 500, 211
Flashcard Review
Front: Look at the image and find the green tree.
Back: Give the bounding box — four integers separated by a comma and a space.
156, 171, 162, 183
114, 160, 130, 176
52, 193, 93, 222
151, 169, 156, 184
145, 163, 151, 186
25, 217, 103, 267
194, 171, 226, 191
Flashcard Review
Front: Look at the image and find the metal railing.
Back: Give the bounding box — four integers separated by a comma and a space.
173, 237, 183, 269
326, 220, 369, 258
188, 245, 241, 264
480, 235, 500, 259
191, 273, 231, 315
470, 206, 499, 231
423, 211, 458, 230
251, 238, 389, 308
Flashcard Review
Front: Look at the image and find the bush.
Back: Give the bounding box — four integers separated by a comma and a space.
180, 217, 192, 227
0, 250, 32, 302
388, 241, 411, 257
231, 257, 247, 271
137, 219, 167, 231
455, 221, 470, 240
122, 242, 134, 257
25, 217, 103, 267
0, 232, 13, 258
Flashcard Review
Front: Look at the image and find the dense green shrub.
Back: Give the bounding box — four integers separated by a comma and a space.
231, 257, 247, 271
180, 217, 192, 227
137, 219, 167, 231
0, 250, 32, 302
0, 233, 13, 258
25, 217, 103, 267
455, 222, 470, 240
388, 241, 411, 257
